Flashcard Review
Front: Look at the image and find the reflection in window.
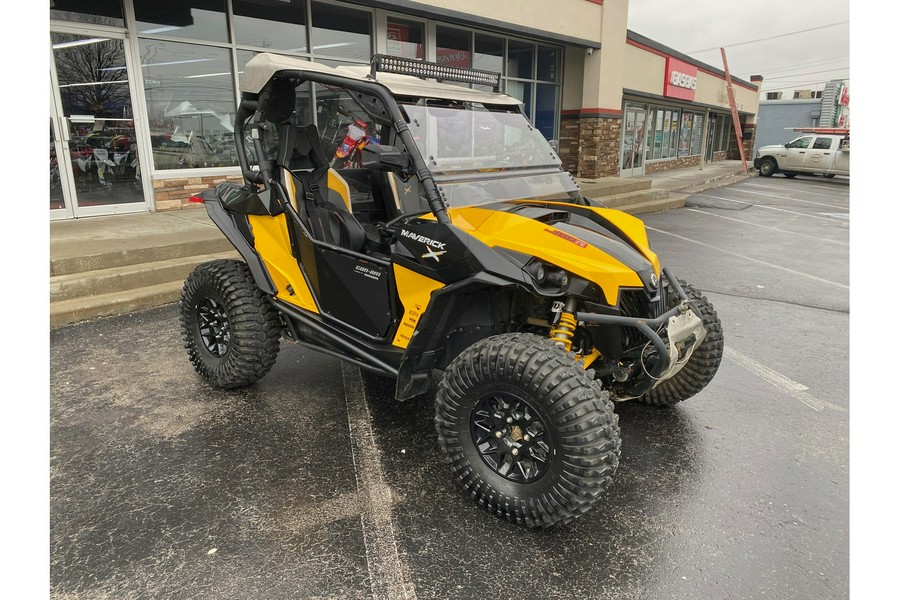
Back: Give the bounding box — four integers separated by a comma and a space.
50, 0, 124, 26
536, 46, 559, 82
474, 34, 503, 74
139, 40, 237, 169
233, 0, 307, 52
386, 18, 424, 60
436, 26, 471, 68
506, 81, 532, 119
535, 84, 558, 141
311, 2, 371, 62
134, 0, 228, 43
507, 41, 534, 79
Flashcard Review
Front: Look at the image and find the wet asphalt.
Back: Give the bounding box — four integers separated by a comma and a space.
49, 173, 850, 599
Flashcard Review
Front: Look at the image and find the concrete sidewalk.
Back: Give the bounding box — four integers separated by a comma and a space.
49, 160, 754, 327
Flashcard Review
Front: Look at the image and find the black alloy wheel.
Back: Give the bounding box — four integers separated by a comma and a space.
470, 392, 551, 483
197, 297, 231, 358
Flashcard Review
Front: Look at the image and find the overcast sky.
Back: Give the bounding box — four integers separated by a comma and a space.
626, 0, 850, 95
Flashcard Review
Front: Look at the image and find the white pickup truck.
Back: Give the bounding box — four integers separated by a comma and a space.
754, 128, 849, 179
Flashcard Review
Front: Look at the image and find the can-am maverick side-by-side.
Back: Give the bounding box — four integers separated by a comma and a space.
180, 54, 724, 528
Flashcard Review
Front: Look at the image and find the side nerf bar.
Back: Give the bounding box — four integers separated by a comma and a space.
574, 268, 699, 393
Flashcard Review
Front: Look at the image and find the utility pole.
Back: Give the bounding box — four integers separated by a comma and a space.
721, 48, 748, 174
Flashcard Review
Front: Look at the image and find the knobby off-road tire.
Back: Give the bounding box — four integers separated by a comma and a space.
180, 259, 283, 389
435, 333, 621, 528
758, 158, 776, 177
640, 279, 724, 407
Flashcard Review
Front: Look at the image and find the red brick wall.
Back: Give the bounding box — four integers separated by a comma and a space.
152, 174, 244, 211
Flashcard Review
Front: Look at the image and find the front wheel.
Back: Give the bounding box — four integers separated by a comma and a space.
435, 333, 621, 528
640, 279, 724, 407
784, 172, 798, 179
180, 259, 283, 389
758, 158, 777, 177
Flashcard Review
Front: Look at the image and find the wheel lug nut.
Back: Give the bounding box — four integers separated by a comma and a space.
506, 417, 513, 423
523, 435, 530, 442
495, 431, 503, 438
511, 448, 519, 456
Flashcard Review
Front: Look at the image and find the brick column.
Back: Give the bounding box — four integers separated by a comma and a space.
559, 114, 624, 178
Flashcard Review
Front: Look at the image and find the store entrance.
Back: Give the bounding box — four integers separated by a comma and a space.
50, 29, 148, 219
620, 105, 647, 177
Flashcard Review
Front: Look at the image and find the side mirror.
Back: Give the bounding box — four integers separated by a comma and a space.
361, 144, 409, 171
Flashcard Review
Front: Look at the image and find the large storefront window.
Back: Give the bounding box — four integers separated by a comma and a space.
311, 1, 372, 62
233, 0, 307, 52
139, 40, 237, 170
133, 0, 229, 43
436, 25, 472, 68
50, 0, 125, 26
473, 34, 503, 74
386, 17, 424, 60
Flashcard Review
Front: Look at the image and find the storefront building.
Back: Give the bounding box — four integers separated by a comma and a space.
49, 0, 758, 220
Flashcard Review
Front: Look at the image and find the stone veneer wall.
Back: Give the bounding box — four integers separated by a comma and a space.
644, 155, 701, 174
579, 117, 622, 178
559, 116, 621, 178
152, 174, 245, 211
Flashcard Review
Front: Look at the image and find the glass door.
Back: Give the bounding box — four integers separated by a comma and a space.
620, 105, 647, 177
50, 30, 147, 218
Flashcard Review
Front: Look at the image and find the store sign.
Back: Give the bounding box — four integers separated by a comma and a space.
833, 81, 850, 127
664, 57, 697, 101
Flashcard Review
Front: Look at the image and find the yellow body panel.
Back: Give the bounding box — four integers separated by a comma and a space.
391, 264, 445, 348
445, 205, 660, 306
247, 214, 319, 313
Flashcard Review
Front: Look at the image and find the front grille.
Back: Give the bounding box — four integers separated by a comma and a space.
618, 286, 667, 351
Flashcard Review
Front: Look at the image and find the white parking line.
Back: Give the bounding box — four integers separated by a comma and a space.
730, 186, 847, 210
685, 208, 849, 246
646, 226, 850, 289
696, 192, 844, 223
342, 363, 418, 600
724, 347, 847, 413
745, 181, 850, 198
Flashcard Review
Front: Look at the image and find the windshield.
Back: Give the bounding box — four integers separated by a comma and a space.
401, 101, 561, 175
398, 100, 577, 207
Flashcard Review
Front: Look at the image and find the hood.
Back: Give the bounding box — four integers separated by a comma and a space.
446, 201, 661, 306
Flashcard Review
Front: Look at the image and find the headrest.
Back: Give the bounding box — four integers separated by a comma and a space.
275, 123, 327, 172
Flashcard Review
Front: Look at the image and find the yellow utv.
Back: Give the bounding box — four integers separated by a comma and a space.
180, 53, 724, 528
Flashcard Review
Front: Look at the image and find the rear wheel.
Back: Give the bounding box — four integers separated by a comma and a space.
640, 279, 724, 407
784, 172, 798, 179
435, 333, 620, 528
824, 173, 836, 178
180, 259, 283, 389
758, 158, 777, 177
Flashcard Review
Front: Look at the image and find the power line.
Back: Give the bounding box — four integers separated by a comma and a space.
760, 79, 851, 94
686, 21, 849, 54
764, 67, 850, 81
740, 55, 849, 77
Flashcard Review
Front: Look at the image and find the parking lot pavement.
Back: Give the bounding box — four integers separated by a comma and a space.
50, 174, 849, 599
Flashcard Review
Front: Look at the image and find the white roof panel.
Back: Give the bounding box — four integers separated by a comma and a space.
240, 53, 522, 106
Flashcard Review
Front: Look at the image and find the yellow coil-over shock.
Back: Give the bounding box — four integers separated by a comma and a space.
549, 298, 579, 352
549, 311, 578, 352
549, 298, 601, 369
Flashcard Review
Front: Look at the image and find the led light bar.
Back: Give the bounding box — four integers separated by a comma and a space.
370, 54, 501, 91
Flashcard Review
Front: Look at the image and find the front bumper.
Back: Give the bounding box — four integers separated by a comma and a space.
575, 267, 706, 397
